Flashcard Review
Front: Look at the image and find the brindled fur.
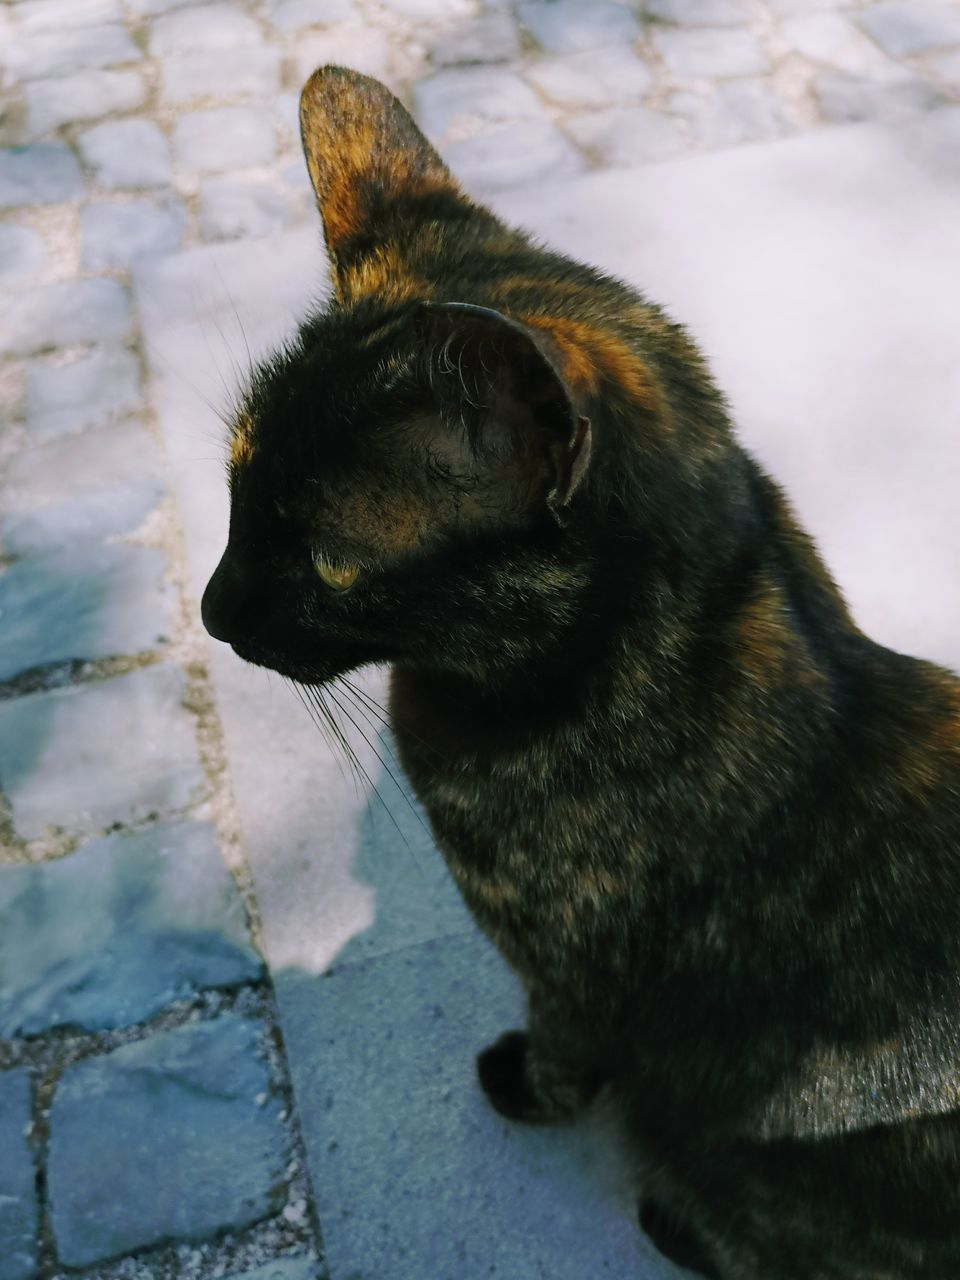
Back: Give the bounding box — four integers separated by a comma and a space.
202, 67, 960, 1279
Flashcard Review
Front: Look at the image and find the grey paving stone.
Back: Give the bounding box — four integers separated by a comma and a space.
517, 0, 640, 54
0, 279, 129, 357
814, 69, 943, 123
276, 934, 650, 1280
13, 0, 123, 34
160, 46, 282, 104
200, 177, 290, 242
269, 0, 355, 31
373, 0, 470, 15
126, 0, 203, 11
81, 198, 186, 268
78, 118, 171, 190
858, 2, 960, 56
223, 1262, 319, 1280
652, 25, 770, 78
0, 543, 171, 683
674, 80, 791, 147
24, 69, 146, 137
0, 225, 46, 284
0, 145, 83, 209
0, 1070, 37, 1280
442, 120, 586, 193
525, 45, 652, 109
149, 2, 263, 55
25, 346, 140, 439
0, 822, 261, 1037
0, 665, 202, 840
48, 1016, 289, 1267
413, 68, 545, 144
782, 12, 890, 73
0, 481, 162, 555
172, 108, 276, 173
4, 24, 139, 81
2, 420, 160, 512
429, 12, 520, 66
646, 0, 749, 24
565, 106, 688, 166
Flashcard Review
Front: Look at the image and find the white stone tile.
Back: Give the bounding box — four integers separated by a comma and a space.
4, 23, 139, 81
160, 46, 282, 104
814, 68, 943, 122
443, 120, 586, 193
414, 67, 545, 144
148, 2, 263, 56
565, 105, 688, 166
78, 118, 171, 189
172, 107, 276, 173
518, 0, 640, 54
12, 0, 122, 34
652, 26, 770, 78
199, 176, 291, 241
525, 45, 652, 109
80, 198, 187, 267
672, 80, 791, 147
0, 278, 130, 356
0, 225, 46, 285
429, 12, 520, 66
782, 12, 891, 74
24, 69, 146, 137
268, 0, 357, 32
858, 3, 960, 57
290, 24, 393, 87
646, 0, 749, 26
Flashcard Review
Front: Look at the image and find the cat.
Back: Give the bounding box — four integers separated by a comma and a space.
201, 66, 960, 1279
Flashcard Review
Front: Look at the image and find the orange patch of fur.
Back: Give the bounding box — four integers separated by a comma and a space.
230, 415, 255, 470
520, 314, 660, 411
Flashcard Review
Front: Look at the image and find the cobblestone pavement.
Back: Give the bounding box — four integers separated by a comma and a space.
2, 0, 960, 1277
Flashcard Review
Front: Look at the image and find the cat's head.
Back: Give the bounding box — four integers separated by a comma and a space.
201, 67, 730, 692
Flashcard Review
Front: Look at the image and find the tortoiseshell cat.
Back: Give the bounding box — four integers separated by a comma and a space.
201, 67, 960, 1279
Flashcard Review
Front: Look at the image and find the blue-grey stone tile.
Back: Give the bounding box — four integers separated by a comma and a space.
48, 1016, 290, 1267
81, 198, 186, 268
0, 821, 261, 1036
0, 145, 83, 209
0, 279, 129, 357
25, 346, 141, 439
0, 1069, 38, 1280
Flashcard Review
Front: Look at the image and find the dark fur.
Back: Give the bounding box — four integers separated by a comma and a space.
202, 68, 960, 1278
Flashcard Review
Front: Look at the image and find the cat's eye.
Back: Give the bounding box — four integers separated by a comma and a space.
314, 555, 359, 593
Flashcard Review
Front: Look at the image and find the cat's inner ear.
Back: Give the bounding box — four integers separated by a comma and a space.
418, 302, 592, 511
299, 65, 458, 280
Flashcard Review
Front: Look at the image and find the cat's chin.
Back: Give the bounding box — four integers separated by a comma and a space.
229, 640, 369, 688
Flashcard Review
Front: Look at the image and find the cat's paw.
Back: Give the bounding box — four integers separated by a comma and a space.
477, 1030, 545, 1122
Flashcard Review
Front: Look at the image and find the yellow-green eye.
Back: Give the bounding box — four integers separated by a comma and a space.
314, 556, 359, 592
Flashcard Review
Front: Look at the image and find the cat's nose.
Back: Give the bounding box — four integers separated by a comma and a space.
201, 549, 250, 643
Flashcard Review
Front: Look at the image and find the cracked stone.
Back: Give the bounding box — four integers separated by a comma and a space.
414, 68, 545, 144
25, 346, 141, 439
25, 69, 146, 137
172, 108, 276, 173
200, 177, 291, 242
565, 106, 688, 167
429, 13, 520, 66
48, 1017, 290, 1267
814, 69, 943, 123
269, 0, 356, 30
78, 119, 171, 189
0, 665, 202, 840
4, 24, 140, 81
0, 480, 162, 556
149, 3, 264, 55
0, 278, 130, 357
442, 121, 586, 193
160, 46, 282, 103
0, 543, 171, 683
0, 821, 262, 1037
517, 0, 640, 54
2, 421, 161, 513
525, 46, 652, 109
0, 1070, 37, 1280
652, 26, 770, 78
858, 3, 960, 57
0, 145, 84, 209
0, 226, 46, 285
81, 198, 186, 268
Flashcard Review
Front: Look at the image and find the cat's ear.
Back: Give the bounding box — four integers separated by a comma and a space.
418, 302, 592, 509
299, 66, 459, 287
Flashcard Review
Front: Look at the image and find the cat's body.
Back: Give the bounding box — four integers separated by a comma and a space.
202, 67, 960, 1278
